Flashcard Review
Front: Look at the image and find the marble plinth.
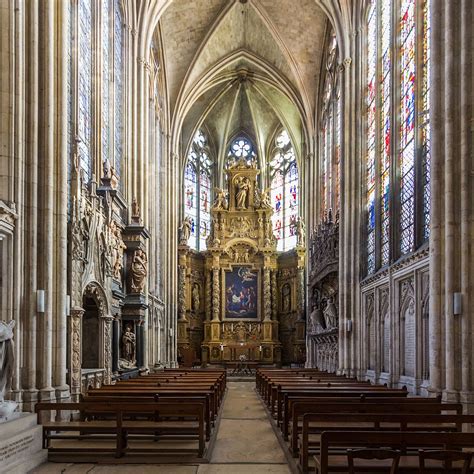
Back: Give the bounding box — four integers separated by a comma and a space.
0, 413, 46, 474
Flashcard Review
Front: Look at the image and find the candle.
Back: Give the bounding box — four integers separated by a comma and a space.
259, 345, 262, 352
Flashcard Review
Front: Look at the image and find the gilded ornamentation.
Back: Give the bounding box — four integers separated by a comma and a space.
212, 268, 220, 321
263, 268, 271, 321
178, 265, 186, 320
230, 217, 254, 237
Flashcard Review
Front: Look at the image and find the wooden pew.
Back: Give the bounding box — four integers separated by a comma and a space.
35, 401, 206, 461
299, 410, 468, 473
284, 396, 452, 444
314, 430, 474, 474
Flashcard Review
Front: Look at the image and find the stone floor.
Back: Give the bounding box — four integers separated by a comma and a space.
29, 381, 292, 474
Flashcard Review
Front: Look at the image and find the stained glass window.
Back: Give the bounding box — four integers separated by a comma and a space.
319, 29, 341, 222
366, 0, 377, 274
67, 0, 73, 218
78, 0, 93, 182
227, 137, 257, 168
420, 0, 431, 242
270, 130, 299, 251
399, 0, 416, 254
365, 0, 431, 274
102, 0, 110, 168
113, 0, 124, 181
379, 0, 391, 266
184, 130, 213, 250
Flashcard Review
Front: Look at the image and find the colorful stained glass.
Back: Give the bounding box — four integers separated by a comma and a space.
399, 0, 416, 255
78, 0, 92, 182
102, 0, 110, 167
184, 130, 213, 250
113, 0, 124, 181
270, 130, 299, 251
67, 0, 73, 218
379, 0, 391, 266
421, 0, 431, 241
366, 0, 377, 274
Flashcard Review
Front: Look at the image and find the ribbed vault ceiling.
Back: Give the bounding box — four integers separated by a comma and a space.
159, 0, 328, 167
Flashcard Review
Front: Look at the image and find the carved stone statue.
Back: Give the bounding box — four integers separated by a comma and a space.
296, 217, 306, 247
235, 176, 251, 209
112, 225, 127, 280
256, 188, 272, 209
309, 305, 325, 334
130, 249, 148, 293
179, 216, 193, 245
212, 188, 228, 210
103, 158, 111, 179
121, 325, 136, 364
0, 320, 17, 421
131, 198, 141, 222
192, 283, 200, 312
323, 297, 338, 329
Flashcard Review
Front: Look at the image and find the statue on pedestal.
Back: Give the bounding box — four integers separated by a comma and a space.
235, 176, 251, 209
0, 320, 17, 421
296, 217, 306, 247
130, 249, 148, 293
323, 297, 338, 329
179, 216, 193, 245
212, 188, 228, 211
120, 324, 136, 369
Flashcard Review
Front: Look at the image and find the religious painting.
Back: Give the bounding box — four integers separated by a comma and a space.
224, 266, 259, 319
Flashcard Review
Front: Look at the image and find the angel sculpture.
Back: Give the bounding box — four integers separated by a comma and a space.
256, 188, 272, 209
212, 188, 228, 210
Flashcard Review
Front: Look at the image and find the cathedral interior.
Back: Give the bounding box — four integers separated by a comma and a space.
0, 0, 473, 472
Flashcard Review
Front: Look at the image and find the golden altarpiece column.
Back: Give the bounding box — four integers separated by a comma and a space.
178, 159, 306, 366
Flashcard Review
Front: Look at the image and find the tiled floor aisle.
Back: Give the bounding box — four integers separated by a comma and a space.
30, 381, 292, 474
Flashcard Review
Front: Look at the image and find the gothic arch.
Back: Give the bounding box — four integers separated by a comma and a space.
83, 281, 110, 317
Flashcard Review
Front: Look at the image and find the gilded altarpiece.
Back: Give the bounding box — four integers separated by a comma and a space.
178, 160, 305, 366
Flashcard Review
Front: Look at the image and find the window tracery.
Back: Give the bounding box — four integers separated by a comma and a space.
72, 0, 125, 187
227, 137, 257, 168
77, 0, 93, 182
269, 130, 299, 252
184, 130, 213, 251
319, 31, 341, 222
365, 0, 431, 275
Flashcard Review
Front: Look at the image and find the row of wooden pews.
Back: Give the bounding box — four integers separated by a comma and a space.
257, 368, 474, 473
35, 369, 226, 462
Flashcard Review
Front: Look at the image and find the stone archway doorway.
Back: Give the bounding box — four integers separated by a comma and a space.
82, 294, 100, 369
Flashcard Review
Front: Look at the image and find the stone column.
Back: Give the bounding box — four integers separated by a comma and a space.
428, 0, 474, 406
112, 317, 120, 374
70, 307, 84, 402
103, 316, 113, 383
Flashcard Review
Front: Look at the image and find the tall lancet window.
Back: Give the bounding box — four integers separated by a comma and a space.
101, 0, 111, 168
101, 0, 124, 185
184, 130, 213, 251
77, 0, 93, 182
270, 130, 299, 252
113, 0, 124, 183
364, 0, 431, 275
319, 30, 342, 220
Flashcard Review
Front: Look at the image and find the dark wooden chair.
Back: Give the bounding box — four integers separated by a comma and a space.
419, 449, 473, 473
347, 448, 401, 474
